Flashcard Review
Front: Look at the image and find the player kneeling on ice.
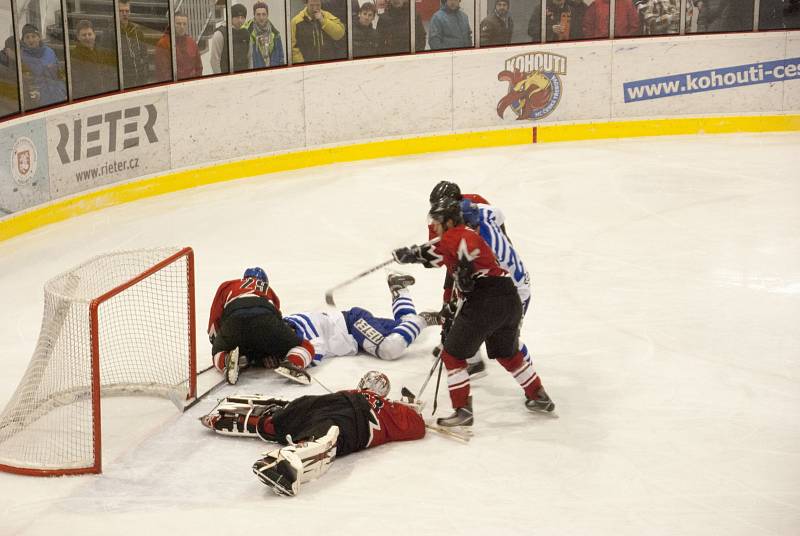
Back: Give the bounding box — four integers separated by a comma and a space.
199, 371, 425, 496
392, 198, 555, 427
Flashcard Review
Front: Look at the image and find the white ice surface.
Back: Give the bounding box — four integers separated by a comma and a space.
0, 133, 798, 536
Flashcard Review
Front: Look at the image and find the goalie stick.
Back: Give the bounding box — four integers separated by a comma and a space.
324, 238, 440, 307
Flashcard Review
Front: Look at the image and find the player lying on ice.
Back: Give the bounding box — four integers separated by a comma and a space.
199, 371, 425, 496
392, 197, 555, 428
209, 267, 442, 385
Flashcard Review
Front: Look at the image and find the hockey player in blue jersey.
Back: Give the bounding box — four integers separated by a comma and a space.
255, 273, 442, 385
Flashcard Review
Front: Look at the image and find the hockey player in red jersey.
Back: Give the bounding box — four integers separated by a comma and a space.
200, 370, 426, 496
427, 181, 494, 378
392, 198, 554, 427
207, 267, 303, 384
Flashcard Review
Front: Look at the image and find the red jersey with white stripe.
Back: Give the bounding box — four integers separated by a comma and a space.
430, 224, 508, 280
353, 389, 426, 448
207, 277, 281, 341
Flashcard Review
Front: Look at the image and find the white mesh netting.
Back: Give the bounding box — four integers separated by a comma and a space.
0, 247, 195, 474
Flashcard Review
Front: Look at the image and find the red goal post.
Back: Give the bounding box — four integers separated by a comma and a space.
0, 247, 196, 476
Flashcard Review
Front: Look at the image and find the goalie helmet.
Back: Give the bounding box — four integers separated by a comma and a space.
243, 267, 268, 284
428, 197, 464, 227
429, 181, 462, 205
358, 370, 391, 398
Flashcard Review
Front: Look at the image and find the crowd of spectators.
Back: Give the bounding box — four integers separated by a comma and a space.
0, 0, 797, 117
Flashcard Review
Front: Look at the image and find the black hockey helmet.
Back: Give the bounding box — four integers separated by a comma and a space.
429, 180, 462, 205
428, 197, 463, 227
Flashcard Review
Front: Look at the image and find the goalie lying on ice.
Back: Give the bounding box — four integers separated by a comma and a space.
199, 371, 425, 496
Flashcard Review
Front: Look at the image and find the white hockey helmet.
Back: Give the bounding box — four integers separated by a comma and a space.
357, 370, 391, 398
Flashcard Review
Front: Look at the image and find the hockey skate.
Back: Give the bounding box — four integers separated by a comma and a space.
418, 311, 444, 326
274, 360, 311, 385
387, 273, 415, 299
436, 396, 473, 427
253, 426, 339, 497
224, 347, 241, 385
525, 387, 555, 414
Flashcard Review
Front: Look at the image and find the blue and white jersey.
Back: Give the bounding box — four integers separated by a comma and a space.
284, 311, 358, 363
466, 201, 531, 309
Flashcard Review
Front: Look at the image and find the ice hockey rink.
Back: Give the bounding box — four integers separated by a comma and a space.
0, 132, 798, 536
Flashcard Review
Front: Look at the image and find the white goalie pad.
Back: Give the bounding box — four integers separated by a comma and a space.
199, 395, 288, 438
252, 425, 339, 497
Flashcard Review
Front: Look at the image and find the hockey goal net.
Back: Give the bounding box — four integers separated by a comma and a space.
0, 247, 196, 476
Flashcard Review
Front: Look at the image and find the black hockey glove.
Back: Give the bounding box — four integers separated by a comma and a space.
392, 246, 421, 264
455, 257, 475, 294
439, 300, 457, 342
392, 243, 442, 268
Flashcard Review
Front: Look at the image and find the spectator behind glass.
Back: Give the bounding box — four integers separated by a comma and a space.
245, 2, 285, 68
376, 0, 427, 54
480, 0, 514, 46
19, 24, 66, 109
353, 2, 380, 58
695, 0, 753, 32
582, 0, 640, 38
633, 0, 680, 35
118, 0, 153, 87
526, 0, 543, 42
156, 11, 203, 81
70, 20, 118, 99
0, 36, 19, 116
428, 0, 473, 50
290, 0, 345, 63
542, 0, 586, 41
759, 0, 800, 29
211, 3, 252, 73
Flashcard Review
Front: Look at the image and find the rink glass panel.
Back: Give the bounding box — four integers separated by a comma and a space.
420, 0, 476, 51
64, 0, 121, 100
118, 0, 171, 88
16, 0, 68, 111
758, 0, 800, 30
685, 0, 755, 34
289, 0, 349, 63
0, 0, 20, 117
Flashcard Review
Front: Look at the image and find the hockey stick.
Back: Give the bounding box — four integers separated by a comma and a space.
431, 356, 444, 415
324, 258, 394, 306
416, 354, 442, 400
324, 238, 441, 306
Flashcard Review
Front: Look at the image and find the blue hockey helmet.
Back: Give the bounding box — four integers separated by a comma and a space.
243, 267, 268, 284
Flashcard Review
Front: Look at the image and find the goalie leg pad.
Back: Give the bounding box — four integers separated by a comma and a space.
252, 425, 339, 496
199, 396, 286, 440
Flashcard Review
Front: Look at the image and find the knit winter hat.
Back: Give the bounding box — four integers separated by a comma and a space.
21, 24, 40, 38
232, 3, 247, 17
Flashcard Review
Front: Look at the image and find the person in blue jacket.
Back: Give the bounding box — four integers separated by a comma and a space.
428, 0, 473, 50
19, 24, 65, 108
